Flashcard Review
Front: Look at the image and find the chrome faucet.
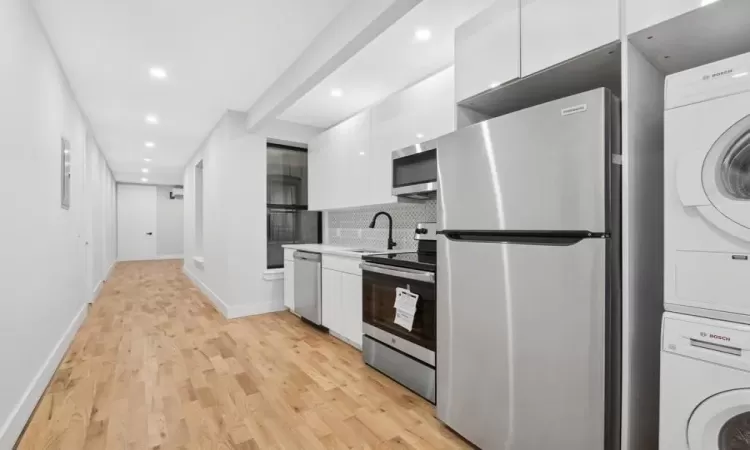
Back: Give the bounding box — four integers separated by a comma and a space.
369, 211, 397, 250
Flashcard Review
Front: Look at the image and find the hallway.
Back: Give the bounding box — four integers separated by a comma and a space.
16, 261, 467, 450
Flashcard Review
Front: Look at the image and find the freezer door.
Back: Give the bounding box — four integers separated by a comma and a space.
437, 88, 615, 233
436, 236, 608, 450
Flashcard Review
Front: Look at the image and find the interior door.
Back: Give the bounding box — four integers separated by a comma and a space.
117, 184, 157, 261
436, 235, 609, 450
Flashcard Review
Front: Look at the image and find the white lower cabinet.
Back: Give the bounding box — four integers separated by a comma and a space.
283, 259, 295, 310
322, 268, 341, 332
321, 260, 363, 349
341, 272, 363, 347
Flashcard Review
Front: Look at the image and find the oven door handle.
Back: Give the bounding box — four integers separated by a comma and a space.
360, 262, 435, 284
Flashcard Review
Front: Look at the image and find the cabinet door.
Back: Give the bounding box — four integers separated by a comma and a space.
341, 273, 363, 347
322, 268, 342, 332
521, 0, 619, 77
455, 0, 521, 102
308, 130, 337, 211
627, 0, 704, 34
334, 110, 372, 210
283, 260, 295, 310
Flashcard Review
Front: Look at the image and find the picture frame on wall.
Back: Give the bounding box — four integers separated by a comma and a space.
61, 137, 71, 209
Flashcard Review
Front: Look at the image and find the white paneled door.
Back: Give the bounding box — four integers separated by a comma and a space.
117, 184, 157, 261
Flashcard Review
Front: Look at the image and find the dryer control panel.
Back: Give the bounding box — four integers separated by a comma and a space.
663, 312, 750, 372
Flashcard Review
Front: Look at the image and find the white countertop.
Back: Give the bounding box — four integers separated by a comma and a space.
282, 244, 410, 259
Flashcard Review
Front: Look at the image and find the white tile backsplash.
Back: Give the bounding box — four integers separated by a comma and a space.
325, 199, 437, 251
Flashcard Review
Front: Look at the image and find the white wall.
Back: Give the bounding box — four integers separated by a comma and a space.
183, 116, 319, 318
156, 186, 184, 257
84, 134, 118, 299
0, 1, 117, 447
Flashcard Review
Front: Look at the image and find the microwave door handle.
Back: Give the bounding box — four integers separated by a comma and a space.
360, 262, 435, 284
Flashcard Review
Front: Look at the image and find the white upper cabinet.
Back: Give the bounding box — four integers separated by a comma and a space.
520, 0, 620, 77
310, 68, 454, 211
308, 110, 371, 211
627, 0, 705, 34
455, 0, 521, 102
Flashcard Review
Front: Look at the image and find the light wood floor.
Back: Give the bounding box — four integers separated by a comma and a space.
16, 260, 469, 450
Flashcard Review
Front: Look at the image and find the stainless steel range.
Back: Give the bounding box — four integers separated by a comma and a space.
360, 223, 437, 403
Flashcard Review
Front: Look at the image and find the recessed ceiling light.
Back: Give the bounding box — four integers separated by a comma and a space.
141, 168, 149, 173
415, 28, 432, 41
330, 88, 343, 97
149, 67, 168, 80
359, 152, 365, 156
144, 141, 155, 148
145, 114, 159, 124
144, 158, 152, 162
732, 72, 748, 78
416, 133, 424, 139
141, 178, 148, 182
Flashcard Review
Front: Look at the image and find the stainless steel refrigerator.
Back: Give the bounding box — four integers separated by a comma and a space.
436, 88, 621, 450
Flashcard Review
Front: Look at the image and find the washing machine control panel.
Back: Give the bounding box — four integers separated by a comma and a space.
666, 51, 750, 109
663, 313, 750, 372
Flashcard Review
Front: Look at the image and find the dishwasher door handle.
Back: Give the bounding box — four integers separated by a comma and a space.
294, 251, 321, 262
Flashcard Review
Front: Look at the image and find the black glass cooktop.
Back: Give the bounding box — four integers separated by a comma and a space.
363, 252, 436, 272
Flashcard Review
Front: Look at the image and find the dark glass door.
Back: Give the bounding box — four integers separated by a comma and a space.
362, 269, 436, 351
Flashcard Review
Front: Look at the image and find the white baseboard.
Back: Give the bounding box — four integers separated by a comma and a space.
182, 265, 230, 317
89, 260, 118, 304
90, 280, 104, 303
118, 254, 184, 262
182, 266, 286, 320
0, 304, 87, 449
105, 260, 117, 280
227, 301, 286, 319
155, 254, 183, 261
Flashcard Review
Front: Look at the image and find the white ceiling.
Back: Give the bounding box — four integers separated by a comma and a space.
34, 0, 351, 184
279, 0, 495, 129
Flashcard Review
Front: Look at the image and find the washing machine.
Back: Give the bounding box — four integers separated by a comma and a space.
665, 51, 750, 324
661, 312, 750, 450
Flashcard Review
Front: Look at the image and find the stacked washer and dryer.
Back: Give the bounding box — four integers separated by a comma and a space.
662, 52, 750, 450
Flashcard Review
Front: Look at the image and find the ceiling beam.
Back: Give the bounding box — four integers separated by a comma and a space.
245, 0, 421, 131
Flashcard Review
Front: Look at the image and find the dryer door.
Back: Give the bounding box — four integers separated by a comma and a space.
700, 114, 750, 242
688, 389, 750, 449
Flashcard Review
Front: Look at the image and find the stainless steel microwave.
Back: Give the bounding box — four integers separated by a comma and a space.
392, 140, 438, 199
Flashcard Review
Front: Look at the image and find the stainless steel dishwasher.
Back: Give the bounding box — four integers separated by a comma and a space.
293, 251, 322, 325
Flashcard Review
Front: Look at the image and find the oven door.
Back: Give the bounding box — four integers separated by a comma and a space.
361, 262, 436, 366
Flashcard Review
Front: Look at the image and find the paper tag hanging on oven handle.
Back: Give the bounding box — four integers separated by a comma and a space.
394, 310, 415, 332
394, 288, 419, 314
394, 288, 419, 331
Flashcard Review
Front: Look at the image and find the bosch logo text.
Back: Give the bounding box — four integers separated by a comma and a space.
709, 334, 731, 342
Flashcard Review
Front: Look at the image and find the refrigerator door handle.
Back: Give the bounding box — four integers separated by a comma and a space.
437, 230, 607, 245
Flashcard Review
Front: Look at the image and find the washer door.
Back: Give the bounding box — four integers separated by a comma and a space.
688, 389, 750, 449
700, 114, 750, 242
